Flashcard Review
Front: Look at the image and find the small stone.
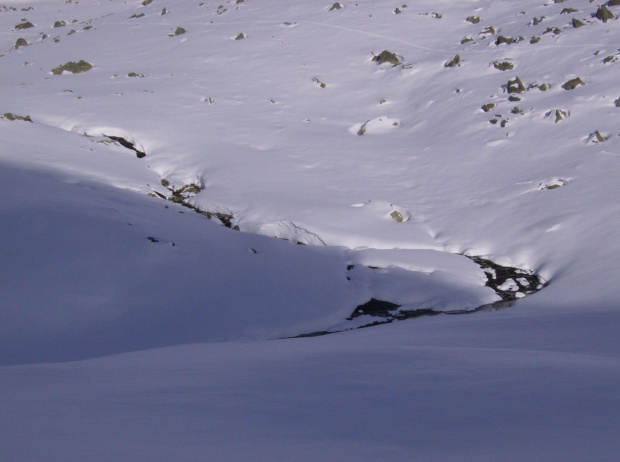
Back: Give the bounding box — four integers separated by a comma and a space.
507, 77, 525, 94
572, 18, 585, 28
444, 54, 460, 68
390, 211, 404, 222
493, 61, 514, 71
594, 130, 607, 142
15, 21, 34, 29
495, 35, 514, 45
562, 77, 584, 90
15, 38, 28, 49
373, 50, 401, 66
312, 77, 326, 88
554, 109, 568, 123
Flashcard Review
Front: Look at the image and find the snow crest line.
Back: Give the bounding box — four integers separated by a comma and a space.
129, 18, 444, 53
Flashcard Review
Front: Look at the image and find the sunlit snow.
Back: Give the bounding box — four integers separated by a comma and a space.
1, 0, 619, 460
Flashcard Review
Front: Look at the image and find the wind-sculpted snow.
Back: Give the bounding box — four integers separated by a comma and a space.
1, 0, 620, 459
0, 157, 507, 364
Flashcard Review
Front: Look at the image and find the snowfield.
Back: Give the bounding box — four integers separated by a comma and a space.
1, 0, 619, 460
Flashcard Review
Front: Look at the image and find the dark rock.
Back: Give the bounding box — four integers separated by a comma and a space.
3, 112, 32, 122
465, 255, 544, 302
572, 18, 585, 28
106, 135, 146, 158
15, 21, 34, 30
373, 50, 401, 66
562, 77, 584, 90
494, 61, 514, 71
348, 298, 402, 320
444, 55, 461, 68
15, 38, 28, 49
595, 5, 615, 22
507, 76, 525, 93
495, 35, 515, 45
51, 60, 93, 75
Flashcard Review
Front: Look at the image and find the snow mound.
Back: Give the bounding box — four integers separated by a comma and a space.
251, 220, 326, 246
537, 178, 569, 190
350, 117, 400, 135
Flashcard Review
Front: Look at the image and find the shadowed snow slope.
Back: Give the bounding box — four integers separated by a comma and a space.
1, 0, 620, 459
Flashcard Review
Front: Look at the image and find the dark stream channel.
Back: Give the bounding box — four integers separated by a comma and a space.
292, 256, 546, 338
143, 179, 547, 338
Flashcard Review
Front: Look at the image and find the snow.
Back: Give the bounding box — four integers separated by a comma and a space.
2, 315, 620, 461
498, 278, 519, 292
349, 115, 400, 135
1, 0, 620, 459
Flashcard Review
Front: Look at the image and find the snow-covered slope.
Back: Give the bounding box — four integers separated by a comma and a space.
1, 0, 619, 459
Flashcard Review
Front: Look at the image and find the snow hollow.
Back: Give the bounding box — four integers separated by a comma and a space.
1, 0, 620, 460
